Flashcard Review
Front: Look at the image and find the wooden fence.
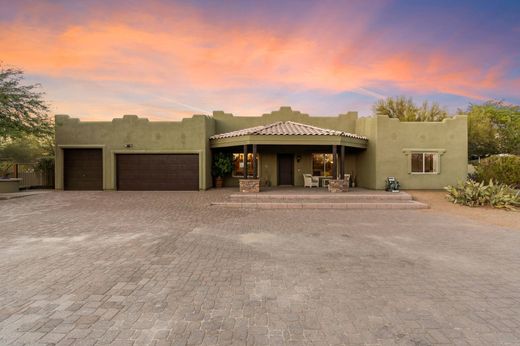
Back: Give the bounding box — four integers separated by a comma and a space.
6, 163, 54, 189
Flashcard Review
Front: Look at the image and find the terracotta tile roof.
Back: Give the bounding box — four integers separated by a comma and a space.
210, 121, 367, 140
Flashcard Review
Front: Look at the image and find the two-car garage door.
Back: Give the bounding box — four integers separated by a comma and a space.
63, 149, 199, 191
116, 154, 199, 191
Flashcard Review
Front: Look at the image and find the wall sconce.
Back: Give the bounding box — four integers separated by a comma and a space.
296, 155, 301, 162
125, 144, 133, 148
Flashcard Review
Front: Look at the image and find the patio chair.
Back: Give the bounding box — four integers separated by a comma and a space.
303, 174, 319, 188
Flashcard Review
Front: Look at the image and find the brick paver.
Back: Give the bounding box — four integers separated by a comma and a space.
1, 190, 520, 345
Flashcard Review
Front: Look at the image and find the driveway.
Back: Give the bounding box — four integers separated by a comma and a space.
0, 191, 519, 345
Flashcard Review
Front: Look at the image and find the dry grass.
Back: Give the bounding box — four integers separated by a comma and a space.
408, 190, 520, 230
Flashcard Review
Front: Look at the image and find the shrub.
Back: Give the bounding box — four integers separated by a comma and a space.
34, 156, 54, 173
445, 180, 519, 210
475, 155, 520, 188
212, 152, 233, 178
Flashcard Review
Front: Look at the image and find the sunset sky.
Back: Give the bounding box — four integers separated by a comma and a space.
1, 0, 519, 120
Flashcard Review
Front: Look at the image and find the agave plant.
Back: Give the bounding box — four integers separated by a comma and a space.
445, 179, 519, 210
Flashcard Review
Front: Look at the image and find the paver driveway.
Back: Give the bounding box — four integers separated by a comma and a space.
1, 191, 520, 346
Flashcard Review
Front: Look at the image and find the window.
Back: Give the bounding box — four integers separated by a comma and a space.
411, 152, 438, 174
232, 153, 258, 177
312, 154, 334, 176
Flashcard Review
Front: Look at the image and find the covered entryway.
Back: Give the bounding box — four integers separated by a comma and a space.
116, 154, 199, 191
63, 148, 103, 190
209, 121, 368, 187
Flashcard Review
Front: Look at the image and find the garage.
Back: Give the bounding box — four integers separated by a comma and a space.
116, 154, 199, 191
63, 149, 103, 190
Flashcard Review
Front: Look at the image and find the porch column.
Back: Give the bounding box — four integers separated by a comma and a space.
340, 145, 345, 178
332, 145, 337, 179
252, 144, 257, 179
243, 144, 248, 179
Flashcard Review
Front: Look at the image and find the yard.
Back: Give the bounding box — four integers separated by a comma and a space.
0, 190, 519, 345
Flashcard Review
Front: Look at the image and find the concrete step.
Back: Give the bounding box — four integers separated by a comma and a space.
229, 192, 412, 201
211, 201, 429, 209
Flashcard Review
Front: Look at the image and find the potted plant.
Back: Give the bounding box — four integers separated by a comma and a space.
212, 152, 233, 188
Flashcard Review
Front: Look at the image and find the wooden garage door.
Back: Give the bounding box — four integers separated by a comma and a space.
64, 149, 103, 190
116, 154, 199, 191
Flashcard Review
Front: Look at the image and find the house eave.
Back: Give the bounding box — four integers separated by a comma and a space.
210, 134, 367, 149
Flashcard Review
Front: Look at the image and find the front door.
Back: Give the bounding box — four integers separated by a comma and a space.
277, 154, 294, 185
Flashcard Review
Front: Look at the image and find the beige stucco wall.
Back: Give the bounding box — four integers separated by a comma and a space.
55, 114, 214, 190
356, 115, 468, 189
0, 179, 21, 193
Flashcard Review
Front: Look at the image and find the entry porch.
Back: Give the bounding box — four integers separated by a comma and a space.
213, 144, 365, 188
209, 121, 368, 188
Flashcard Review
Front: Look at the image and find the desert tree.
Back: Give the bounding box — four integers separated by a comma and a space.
373, 96, 447, 122
0, 64, 53, 142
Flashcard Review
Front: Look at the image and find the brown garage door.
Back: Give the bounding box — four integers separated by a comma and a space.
64, 149, 103, 190
116, 154, 199, 191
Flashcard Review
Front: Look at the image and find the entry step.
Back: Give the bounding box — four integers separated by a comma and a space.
211, 201, 428, 209
229, 192, 412, 200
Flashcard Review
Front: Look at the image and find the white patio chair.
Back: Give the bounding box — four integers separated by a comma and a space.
303, 174, 319, 188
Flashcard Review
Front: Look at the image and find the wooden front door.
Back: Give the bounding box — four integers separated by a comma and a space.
277, 154, 294, 185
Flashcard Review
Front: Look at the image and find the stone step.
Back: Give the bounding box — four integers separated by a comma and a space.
229, 192, 412, 201
227, 198, 414, 204
211, 201, 429, 209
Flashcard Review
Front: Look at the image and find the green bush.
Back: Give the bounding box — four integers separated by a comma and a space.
34, 156, 54, 173
475, 155, 520, 188
445, 180, 519, 210
212, 152, 233, 178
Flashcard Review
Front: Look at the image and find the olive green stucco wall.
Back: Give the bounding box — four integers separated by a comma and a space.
356, 115, 468, 189
55, 114, 214, 190
213, 106, 358, 134
55, 107, 468, 190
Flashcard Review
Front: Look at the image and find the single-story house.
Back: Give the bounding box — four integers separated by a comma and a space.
54, 106, 467, 191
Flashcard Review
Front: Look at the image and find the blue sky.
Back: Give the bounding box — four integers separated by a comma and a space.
1, 0, 519, 119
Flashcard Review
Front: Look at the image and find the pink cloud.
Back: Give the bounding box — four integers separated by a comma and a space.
1, 0, 517, 117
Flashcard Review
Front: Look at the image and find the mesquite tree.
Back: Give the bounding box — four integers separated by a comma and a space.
0, 64, 52, 142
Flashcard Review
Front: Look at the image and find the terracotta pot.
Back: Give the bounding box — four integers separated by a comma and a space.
215, 177, 224, 188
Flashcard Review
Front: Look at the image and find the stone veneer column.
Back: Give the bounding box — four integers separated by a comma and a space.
328, 179, 347, 193
239, 179, 260, 193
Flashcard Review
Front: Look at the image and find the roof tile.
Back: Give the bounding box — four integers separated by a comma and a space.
210, 121, 367, 140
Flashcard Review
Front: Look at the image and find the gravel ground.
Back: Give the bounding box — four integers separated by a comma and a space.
409, 190, 520, 231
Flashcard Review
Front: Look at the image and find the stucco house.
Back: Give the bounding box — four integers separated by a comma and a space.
54, 106, 467, 191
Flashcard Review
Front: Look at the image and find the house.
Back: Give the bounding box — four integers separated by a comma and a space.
54, 106, 467, 191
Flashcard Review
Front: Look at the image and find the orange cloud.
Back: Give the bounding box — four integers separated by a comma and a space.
1, 0, 517, 118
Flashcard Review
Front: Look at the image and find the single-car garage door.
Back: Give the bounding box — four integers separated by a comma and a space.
64, 149, 103, 190
116, 154, 199, 191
